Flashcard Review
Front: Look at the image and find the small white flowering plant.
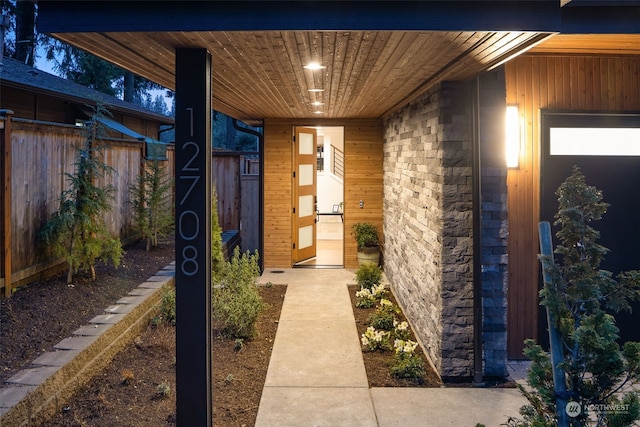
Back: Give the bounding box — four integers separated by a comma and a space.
360, 326, 392, 352
393, 319, 412, 341
394, 339, 419, 354
390, 339, 425, 380
355, 283, 387, 308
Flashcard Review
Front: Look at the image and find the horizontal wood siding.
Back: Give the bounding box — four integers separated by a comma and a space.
2, 87, 38, 120
37, 94, 71, 124
263, 119, 383, 268
505, 55, 640, 358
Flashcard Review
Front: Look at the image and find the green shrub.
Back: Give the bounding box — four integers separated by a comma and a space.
390, 353, 425, 379
156, 381, 171, 398
130, 159, 173, 251
211, 186, 225, 281
39, 104, 123, 284
212, 247, 265, 339
152, 285, 176, 326
355, 263, 382, 289
506, 167, 640, 427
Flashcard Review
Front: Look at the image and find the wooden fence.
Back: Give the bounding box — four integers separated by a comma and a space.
1, 115, 259, 296
213, 152, 260, 254
0, 115, 175, 295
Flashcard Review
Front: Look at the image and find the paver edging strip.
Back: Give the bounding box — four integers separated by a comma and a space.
0, 264, 175, 427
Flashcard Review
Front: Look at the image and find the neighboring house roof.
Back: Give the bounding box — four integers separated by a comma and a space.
0, 57, 174, 125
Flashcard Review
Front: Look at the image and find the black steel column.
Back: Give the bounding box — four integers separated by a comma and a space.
472, 76, 485, 386
175, 48, 212, 426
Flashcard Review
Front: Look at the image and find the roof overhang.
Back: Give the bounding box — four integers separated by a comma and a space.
37, 1, 640, 124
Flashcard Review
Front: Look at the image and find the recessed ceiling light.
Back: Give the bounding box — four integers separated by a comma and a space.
311, 102, 324, 106
313, 110, 324, 114
304, 62, 326, 70
308, 89, 324, 93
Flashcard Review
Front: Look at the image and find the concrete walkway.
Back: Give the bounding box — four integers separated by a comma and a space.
255, 268, 526, 427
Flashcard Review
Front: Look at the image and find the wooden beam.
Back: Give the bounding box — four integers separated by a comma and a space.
560, 4, 640, 33
38, 1, 562, 33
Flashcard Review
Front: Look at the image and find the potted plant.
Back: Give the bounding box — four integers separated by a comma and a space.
351, 222, 381, 266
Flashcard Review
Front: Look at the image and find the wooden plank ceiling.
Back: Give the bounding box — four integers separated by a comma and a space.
529, 34, 640, 55
52, 30, 548, 124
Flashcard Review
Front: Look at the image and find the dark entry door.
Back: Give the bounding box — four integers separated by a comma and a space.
540, 112, 640, 347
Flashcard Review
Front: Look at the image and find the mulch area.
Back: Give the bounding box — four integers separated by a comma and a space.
348, 284, 443, 388
3, 242, 449, 426
0, 238, 176, 385
43, 284, 286, 427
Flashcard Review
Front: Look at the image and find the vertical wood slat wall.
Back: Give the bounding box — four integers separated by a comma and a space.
263, 119, 383, 269
343, 120, 384, 269
263, 120, 295, 268
504, 55, 640, 358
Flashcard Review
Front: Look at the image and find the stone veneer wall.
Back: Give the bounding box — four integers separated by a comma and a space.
382, 71, 508, 379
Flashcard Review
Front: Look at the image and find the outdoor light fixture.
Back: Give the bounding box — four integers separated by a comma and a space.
304, 62, 326, 70
505, 105, 521, 168
305, 62, 326, 112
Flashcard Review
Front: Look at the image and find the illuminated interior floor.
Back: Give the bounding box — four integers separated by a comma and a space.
296, 220, 344, 267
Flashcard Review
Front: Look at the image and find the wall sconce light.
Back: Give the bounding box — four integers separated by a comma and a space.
505, 105, 521, 168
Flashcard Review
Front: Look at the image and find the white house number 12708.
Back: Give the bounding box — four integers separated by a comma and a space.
178, 107, 200, 277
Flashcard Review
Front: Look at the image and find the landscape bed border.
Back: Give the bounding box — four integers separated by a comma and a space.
0, 263, 176, 427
